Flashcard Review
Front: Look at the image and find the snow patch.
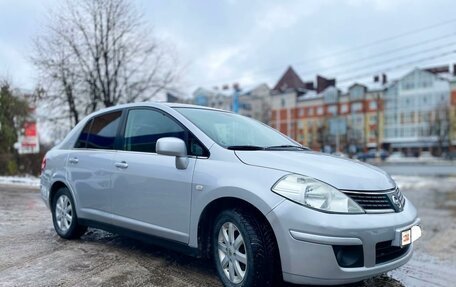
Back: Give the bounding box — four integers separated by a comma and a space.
0, 176, 40, 187
393, 175, 456, 192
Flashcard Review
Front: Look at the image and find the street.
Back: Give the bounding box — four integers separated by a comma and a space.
0, 177, 455, 287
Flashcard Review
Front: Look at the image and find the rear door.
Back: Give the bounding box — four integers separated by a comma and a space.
111, 108, 208, 243
66, 110, 122, 224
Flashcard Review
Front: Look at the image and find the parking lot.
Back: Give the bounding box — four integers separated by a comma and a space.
0, 176, 455, 287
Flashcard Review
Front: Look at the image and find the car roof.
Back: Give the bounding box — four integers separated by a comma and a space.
92, 102, 228, 113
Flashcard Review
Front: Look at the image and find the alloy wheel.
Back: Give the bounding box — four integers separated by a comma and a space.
55, 194, 73, 233
217, 222, 247, 284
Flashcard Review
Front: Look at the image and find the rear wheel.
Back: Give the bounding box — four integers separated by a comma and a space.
212, 209, 278, 287
52, 187, 87, 239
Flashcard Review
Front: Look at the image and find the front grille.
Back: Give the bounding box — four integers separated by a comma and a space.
344, 191, 394, 211
343, 188, 405, 212
376, 240, 409, 264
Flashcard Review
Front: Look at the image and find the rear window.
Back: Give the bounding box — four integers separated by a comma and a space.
75, 111, 122, 150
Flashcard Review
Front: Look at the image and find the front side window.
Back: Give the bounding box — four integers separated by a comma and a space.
175, 108, 296, 148
75, 111, 122, 149
123, 109, 207, 156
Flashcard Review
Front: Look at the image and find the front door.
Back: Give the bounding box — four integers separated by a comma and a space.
111, 108, 202, 243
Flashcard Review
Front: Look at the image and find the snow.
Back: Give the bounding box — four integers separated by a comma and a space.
392, 175, 456, 192
0, 176, 40, 187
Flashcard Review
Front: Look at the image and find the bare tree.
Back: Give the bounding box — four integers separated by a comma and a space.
32, 0, 179, 130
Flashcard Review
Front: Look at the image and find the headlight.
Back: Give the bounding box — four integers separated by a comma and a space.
272, 174, 364, 214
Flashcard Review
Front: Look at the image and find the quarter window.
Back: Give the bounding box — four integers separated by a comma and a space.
75, 119, 92, 148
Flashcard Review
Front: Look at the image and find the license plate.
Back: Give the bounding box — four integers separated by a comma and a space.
401, 225, 422, 246
401, 229, 411, 246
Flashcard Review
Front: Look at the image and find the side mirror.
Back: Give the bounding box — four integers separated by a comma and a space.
156, 137, 189, 170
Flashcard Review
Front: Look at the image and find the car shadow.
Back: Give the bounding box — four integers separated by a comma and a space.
77, 228, 405, 287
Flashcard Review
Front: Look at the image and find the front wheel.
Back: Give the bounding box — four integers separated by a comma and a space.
52, 187, 87, 239
212, 209, 278, 287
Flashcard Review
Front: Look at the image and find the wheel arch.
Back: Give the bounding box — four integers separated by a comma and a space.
196, 196, 281, 263
49, 180, 75, 209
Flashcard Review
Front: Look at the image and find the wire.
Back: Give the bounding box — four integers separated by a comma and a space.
337, 50, 456, 84
311, 42, 456, 79
291, 18, 456, 67
297, 32, 456, 77
187, 18, 456, 90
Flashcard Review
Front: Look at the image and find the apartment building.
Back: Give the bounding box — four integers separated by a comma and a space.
383, 66, 456, 153
270, 66, 385, 152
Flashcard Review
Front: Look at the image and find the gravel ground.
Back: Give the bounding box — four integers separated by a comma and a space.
0, 178, 454, 287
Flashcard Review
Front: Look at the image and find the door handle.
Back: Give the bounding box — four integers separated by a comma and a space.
115, 161, 128, 169
68, 157, 79, 164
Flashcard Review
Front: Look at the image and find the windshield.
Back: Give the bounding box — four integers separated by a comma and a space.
175, 108, 298, 149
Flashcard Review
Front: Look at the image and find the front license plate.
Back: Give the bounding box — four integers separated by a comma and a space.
401, 225, 422, 246
401, 229, 411, 246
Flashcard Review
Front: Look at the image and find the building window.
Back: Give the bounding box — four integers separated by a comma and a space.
351, 102, 362, 113
317, 107, 323, 115
350, 86, 364, 100
328, 105, 337, 115
308, 107, 314, 116
370, 115, 377, 123
298, 108, 304, 117
369, 101, 377, 110
340, 104, 348, 113
281, 98, 286, 108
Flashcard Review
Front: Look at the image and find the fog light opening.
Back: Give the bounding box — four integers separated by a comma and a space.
333, 245, 364, 268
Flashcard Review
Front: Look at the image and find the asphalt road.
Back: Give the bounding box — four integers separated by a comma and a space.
0, 180, 454, 287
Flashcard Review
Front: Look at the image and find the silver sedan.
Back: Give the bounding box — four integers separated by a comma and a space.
41, 103, 421, 286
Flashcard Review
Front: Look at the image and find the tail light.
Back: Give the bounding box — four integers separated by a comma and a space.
41, 157, 47, 173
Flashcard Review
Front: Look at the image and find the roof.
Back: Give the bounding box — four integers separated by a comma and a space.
273, 66, 307, 92
297, 90, 320, 101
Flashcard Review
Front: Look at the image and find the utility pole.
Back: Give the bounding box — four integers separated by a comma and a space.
376, 92, 381, 152
232, 83, 241, 113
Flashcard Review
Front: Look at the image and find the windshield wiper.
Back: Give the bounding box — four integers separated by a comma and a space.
265, 145, 309, 150
226, 145, 265, 150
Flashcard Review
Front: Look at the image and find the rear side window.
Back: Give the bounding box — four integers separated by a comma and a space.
75, 111, 122, 150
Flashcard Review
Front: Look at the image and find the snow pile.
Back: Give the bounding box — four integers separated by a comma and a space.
393, 175, 456, 192
0, 176, 40, 187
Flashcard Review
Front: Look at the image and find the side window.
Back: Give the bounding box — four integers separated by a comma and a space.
75, 119, 93, 148
85, 111, 122, 150
123, 109, 208, 156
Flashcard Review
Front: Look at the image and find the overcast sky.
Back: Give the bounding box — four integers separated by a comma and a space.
1, 0, 456, 94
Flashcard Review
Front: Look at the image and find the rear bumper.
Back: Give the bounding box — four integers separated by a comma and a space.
266, 198, 419, 285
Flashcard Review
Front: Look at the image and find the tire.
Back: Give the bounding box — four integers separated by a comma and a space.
51, 187, 87, 239
212, 208, 278, 287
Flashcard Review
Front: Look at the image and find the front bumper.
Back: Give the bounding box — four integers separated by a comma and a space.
266, 197, 420, 285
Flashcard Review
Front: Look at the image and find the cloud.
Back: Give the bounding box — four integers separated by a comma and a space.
205, 46, 243, 72
346, 0, 412, 11
0, 43, 33, 88
254, 0, 328, 32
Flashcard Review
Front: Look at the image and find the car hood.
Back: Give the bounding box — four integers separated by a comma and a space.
235, 150, 396, 191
